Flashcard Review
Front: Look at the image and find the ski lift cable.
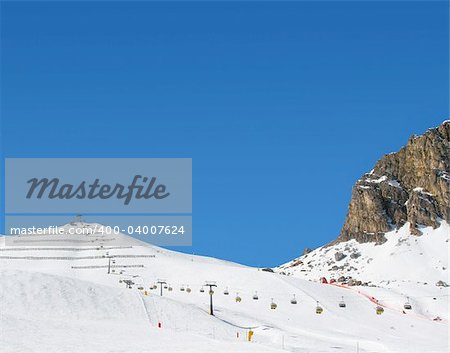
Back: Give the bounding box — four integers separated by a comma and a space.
130, 278, 448, 303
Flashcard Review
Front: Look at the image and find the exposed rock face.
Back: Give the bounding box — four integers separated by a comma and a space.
303, 248, 313, 256
338, 121, 450, 243
334, 251, 346, 261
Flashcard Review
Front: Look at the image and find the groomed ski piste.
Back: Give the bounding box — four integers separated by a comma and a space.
0, 221, 448, 353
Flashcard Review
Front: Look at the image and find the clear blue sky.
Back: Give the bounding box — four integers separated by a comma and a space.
1, 1, 448, 266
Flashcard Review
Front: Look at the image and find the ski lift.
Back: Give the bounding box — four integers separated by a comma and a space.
316, 301, 323, 314
271, 298, 278, 310
224, 287, 229, 295
164, 285, 168, 289
339, 296, 346, 308
200, 286, 205, 293
290, 294, 297, 305
186, 286, 191, 293
253, 291, 259, 300
235, 293, 242, 303
403, 297, 412, 310
376, 306, 384, 315
180, 285, 185, 292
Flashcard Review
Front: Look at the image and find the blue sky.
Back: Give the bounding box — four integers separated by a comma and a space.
1, 1, 448, 266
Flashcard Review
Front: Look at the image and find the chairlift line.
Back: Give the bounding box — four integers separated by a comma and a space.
112, 267, 428, 320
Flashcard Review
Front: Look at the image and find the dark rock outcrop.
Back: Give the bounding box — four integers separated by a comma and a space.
338, 121, 450, 243
303, 248, 313, 255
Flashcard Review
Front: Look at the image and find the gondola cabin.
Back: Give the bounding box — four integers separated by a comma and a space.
290, 295, 297, 304
404, 297, 412, 310
316, 301, 323, 314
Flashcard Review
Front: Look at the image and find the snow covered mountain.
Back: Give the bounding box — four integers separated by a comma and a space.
1, 122, 448, 353
271, 120, 450, 351
279, 221, 449, 293
279, 121, 449, 283
339, 120, 449, 243
0, 221, 448, 353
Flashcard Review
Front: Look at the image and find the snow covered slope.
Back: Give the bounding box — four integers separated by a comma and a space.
279, 222, 449, 285
1, 222, 448, 353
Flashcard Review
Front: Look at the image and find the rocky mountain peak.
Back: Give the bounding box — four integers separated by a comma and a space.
337, 120, 450, 243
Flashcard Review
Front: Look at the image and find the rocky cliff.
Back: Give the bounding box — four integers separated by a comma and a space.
337, 120, 450, 243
